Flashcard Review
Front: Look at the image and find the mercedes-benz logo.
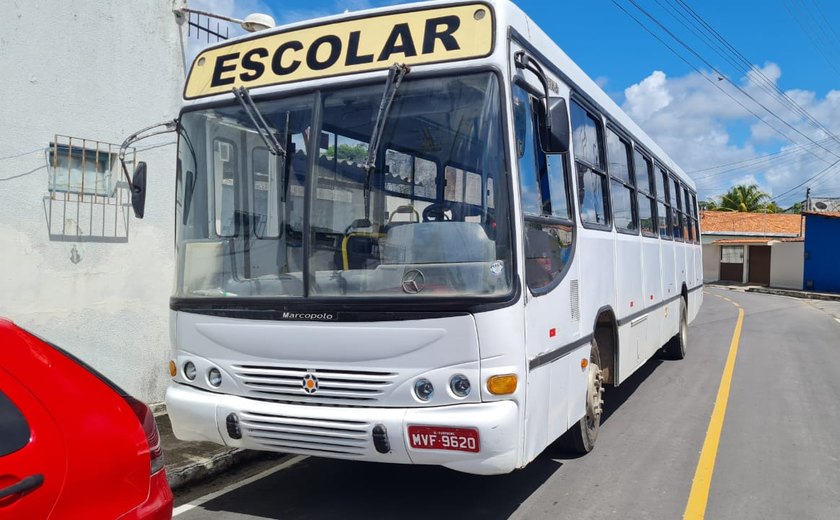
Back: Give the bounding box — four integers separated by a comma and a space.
401, 269, 426, 294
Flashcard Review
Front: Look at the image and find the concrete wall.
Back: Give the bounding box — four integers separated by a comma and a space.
770, 242, 804, 290
702, 244, 720, 282
0, 1, 187, 403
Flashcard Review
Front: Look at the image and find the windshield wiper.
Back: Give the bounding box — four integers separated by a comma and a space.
233, 86, 285, 157
362, 63, 410, 220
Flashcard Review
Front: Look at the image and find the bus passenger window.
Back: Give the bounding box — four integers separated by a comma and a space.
655, 167, 671, 239
634, 150, 657, 235
571, 100, 609, 227
607, 129, 637, 233
672, 177, 683, 240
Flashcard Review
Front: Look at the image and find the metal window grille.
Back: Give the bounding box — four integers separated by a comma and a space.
187, 12, 229, 43
45, 135, 134, 242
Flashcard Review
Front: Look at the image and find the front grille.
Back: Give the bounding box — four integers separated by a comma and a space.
240, 411, 370, 456
231, 364, 398, 405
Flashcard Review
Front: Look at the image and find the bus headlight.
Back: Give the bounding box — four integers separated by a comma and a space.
183, 361, 197, 381
414, 378, 434, 401
208, 368, 222, 387
449, 374, 471, 398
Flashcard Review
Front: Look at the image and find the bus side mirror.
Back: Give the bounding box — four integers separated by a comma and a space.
131, 162, 147, 219
540, 97, 570, 154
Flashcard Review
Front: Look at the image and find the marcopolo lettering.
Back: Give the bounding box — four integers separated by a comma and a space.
281, 311, 336, 321
209, 15, 464, 88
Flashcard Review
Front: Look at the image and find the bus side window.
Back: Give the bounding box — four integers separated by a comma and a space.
655, 166, 671, 239
513, 84, 573, 292
606, 128, 637, 233
571, 100, 609, 227
672, 176, 684, 240
634, 149, 657, 236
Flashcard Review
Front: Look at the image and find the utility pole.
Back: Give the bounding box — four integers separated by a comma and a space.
805, 187, 811, 212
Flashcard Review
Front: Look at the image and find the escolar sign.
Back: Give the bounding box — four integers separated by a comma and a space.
184, 4, 494, 99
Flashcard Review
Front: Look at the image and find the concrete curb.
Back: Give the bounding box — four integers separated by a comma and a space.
166, 448, 267, 491
706, 283, 840, 302
744, 286, 840, 301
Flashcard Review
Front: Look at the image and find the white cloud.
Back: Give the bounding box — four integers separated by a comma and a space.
621, 63, 840, 206
624, 70, 672, 119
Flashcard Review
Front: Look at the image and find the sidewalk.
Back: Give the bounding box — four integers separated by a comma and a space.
156, 412, 272, 491
707, 282, 840, 302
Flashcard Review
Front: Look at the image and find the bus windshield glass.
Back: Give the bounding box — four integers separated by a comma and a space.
175, 72, 512, 300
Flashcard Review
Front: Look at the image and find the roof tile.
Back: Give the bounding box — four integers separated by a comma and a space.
700, 211, 803, 236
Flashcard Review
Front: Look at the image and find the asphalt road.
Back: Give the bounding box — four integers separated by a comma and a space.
173, 289, 840, 519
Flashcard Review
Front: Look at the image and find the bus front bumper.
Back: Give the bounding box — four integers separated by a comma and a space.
166, 383, 519, 475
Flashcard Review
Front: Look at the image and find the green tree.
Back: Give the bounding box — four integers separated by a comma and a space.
699, 198, 718, 211
713, 184, 771, 212
765, 201, 783, 213
786, 201, 803, 214
325, 143, 368, 163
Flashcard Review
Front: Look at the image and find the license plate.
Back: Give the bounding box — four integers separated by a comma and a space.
407, 426, 480, 453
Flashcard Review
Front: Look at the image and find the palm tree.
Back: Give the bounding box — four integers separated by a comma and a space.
715, 184, 770, 212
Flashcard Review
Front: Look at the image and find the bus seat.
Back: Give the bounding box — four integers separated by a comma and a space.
389, 205, 420, 224
382, 222, 494, 264
339, 232, 384, 270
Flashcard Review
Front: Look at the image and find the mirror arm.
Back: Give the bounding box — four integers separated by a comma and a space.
513, 51, 552, 133
118, 119, 179, 187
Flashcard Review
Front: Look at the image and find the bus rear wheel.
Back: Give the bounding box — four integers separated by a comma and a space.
560, 339, 604, 454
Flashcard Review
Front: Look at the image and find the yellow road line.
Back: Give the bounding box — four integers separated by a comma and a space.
684, 304, 745, 520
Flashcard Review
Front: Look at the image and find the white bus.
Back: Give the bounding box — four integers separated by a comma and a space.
160, 0, 703, 475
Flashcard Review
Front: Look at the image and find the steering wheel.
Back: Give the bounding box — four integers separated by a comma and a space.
422, 202, 454, 222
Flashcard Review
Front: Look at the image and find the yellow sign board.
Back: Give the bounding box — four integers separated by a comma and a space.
184, 4, 495, 99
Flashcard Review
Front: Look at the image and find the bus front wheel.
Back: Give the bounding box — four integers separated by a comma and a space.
561, 339, 604, 454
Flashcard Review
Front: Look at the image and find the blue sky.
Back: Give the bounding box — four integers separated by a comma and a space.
193, 0, 840, 207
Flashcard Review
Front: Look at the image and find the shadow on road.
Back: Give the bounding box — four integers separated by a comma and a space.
193, 357, 672, 519
196, 454, 562, 519
546, 354, 664, 461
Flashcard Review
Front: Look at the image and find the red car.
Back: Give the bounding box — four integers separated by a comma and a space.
0, 319, 173, 519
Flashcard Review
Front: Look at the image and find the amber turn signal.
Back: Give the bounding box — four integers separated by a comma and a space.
168, 360, 177, 377
487, 374, 518, 395
581, 358, 589, 370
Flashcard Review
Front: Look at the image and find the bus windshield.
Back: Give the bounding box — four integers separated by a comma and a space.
175, 72, 513, 300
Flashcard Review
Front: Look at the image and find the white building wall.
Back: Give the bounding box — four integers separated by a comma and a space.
0, 1, 187, 403
702, 244, 720, 282
770, 242, 804, 289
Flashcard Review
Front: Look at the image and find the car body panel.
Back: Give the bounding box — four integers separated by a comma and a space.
0, 319, 173, 519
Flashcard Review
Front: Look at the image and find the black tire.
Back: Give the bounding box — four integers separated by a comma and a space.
559, 339, 604, 454
664, 298, 688, 360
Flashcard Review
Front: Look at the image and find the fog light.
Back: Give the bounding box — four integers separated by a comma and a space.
487, 374, 518, 395
414, 378, 434, 401
208, 368, 222, 387
449, 374, 471, 398
226, 413, 241, 439
183, 361, 197, 381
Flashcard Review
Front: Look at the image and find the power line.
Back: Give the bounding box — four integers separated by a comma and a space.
617, 0, 840, 162
610, 0, 826, 161
690, 138, 835, 178
671, 0, 840, 147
